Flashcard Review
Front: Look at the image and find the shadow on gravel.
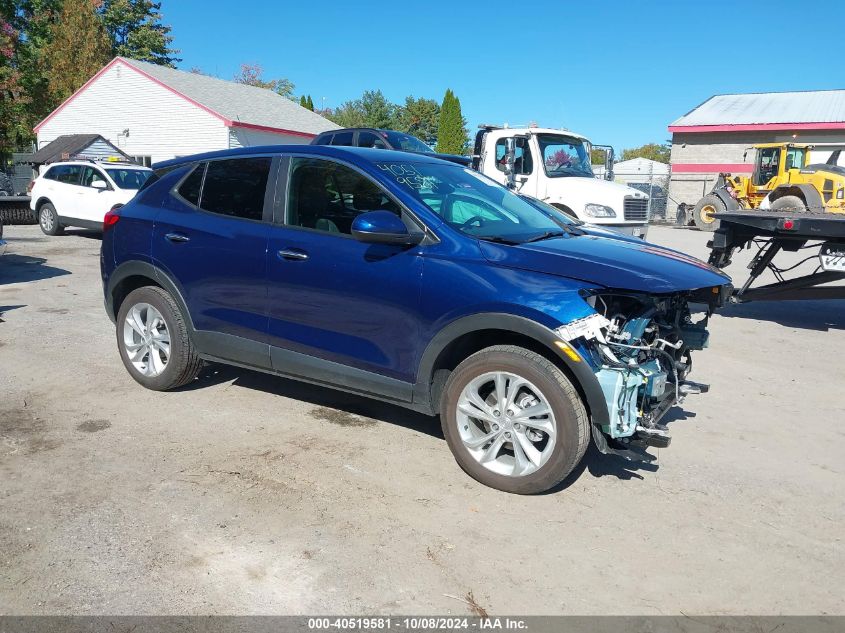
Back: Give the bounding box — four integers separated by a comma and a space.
716, 299, 845, 331
183, 364, 443, 439
0, 254, 70, 285
62, 229, 102, 240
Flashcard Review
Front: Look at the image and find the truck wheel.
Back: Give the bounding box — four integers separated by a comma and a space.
38, 202, 64, 236
692, 194, 724, 232
770, 195, 806, 213
116, 286, 202, 391
440, 345, 589, 494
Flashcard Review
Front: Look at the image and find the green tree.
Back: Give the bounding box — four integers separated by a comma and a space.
359, 89, 394, 128
99, 0, 178, 66
233, 62, 295, 99
395, 96, 439, 144
327, 99, 366, 127
43, 0, 111, 103
306, 94, 314, 111
299, 95, 307, 108
621, 142, 670, 163
590, 148, 608, 165
0, 16, 32, 160
435, 88, 468, 155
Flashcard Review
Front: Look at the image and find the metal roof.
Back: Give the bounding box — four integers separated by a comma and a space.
670, 90, 845, 128
121, 58, 340, 136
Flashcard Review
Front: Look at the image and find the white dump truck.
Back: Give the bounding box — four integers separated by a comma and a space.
471, 125, 650, 238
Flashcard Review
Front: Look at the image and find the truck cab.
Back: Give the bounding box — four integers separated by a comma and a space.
473, 126, 650, 238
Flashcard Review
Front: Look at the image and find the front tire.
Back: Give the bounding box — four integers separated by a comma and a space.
116, 286, 202, 391
770, 195, 806, 213
692, 194, 725, 232
440, 345, 589, 494
38, 202, 64, 236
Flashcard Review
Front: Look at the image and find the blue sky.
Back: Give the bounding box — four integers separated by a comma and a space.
163, 0, 845, 151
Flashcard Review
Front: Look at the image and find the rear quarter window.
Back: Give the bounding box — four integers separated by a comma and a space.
177, 164, 205, 206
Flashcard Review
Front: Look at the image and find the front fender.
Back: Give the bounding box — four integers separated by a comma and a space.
412, 312, 610, 427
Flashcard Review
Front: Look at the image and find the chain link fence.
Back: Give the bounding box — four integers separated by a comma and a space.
594, 163, 671, 223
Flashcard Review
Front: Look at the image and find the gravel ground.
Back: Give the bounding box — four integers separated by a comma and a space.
0, 224, 843, 615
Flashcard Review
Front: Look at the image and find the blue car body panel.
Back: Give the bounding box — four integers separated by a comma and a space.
102, 145, 730, 417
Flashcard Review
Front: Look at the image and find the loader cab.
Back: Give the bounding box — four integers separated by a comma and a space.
749, 144, 808, 187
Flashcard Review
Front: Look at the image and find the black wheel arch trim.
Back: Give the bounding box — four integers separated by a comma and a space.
712, 189, 741, 211
412, 313, 610, 426
770, 184, 823, 210
105, 260, 194, 332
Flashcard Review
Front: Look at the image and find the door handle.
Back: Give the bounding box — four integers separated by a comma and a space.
165, 232, 190, 243
277, 248, 309, 261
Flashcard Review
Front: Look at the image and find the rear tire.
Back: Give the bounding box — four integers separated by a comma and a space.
38, 202, 63, 236
440, 345, 589, 494
770, 195, 806, 213
116, 286, 202, 391
692, 194, 725, 232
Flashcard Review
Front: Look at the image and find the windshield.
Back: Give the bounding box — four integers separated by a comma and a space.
105, 168, 153, 190
537, 134, 594, 178
382, 131, 433, 153
377, 161, 563, 243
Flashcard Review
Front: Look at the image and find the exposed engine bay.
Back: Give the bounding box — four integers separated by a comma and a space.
558, 288, 726, 459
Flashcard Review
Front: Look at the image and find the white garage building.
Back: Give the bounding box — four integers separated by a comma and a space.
34, 57, 339, 166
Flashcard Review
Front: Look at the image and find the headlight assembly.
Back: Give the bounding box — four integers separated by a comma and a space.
584, 203, 617, 218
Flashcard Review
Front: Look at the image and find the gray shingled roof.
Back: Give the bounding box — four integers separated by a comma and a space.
122, 58, 340, 136
671, 90, 845, 127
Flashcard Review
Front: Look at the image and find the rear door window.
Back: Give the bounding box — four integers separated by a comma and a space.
52, 165, 83, 185
314, 134, 334, 146
331, 131, 354, 146
199, 157, 272, 221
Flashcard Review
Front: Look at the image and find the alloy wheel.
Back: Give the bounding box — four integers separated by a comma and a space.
122, 302, 171, 377
456, 371, 557, 477
40, 208, 54, 232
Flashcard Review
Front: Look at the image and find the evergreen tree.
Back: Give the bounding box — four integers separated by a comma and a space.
436, 89, 468, 155
99, 0, 179, 66
306, 95, 314, 111
395, 96, 439, 145
299, 95, 307, 108
43, 0, 111, 103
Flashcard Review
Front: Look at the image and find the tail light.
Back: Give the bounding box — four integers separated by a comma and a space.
26, 180, 34, 194
103, 205, 122, 232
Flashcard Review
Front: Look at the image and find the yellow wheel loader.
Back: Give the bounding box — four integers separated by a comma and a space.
690, 143, 845, 231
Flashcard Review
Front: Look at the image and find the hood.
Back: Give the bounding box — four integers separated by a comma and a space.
544, 176, 646, 211
478, 233, 731, 293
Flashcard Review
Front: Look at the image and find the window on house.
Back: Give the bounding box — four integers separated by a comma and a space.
132, 156, 153, 167
199, 157, 272, 221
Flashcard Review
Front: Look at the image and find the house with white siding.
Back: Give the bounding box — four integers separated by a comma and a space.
34, 57, 340, 166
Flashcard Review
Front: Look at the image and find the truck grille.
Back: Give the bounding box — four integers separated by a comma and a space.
624, 197, 649, 221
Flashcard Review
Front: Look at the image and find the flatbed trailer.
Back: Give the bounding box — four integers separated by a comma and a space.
707, 210, 845, 302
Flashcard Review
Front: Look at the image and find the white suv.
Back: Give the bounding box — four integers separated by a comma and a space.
29, 159, 153, 235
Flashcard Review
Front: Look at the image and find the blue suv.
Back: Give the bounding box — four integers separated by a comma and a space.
101, 145, 730, 494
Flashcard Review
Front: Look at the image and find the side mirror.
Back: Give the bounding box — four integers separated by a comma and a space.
351, 211, 422, 245
91, 179, 108, 190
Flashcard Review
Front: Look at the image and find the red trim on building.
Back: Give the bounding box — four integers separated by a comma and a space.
669, 122, 845, 133
228, 121, 316, 138
34, 57, 319, 139
671, 163, 754, 173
